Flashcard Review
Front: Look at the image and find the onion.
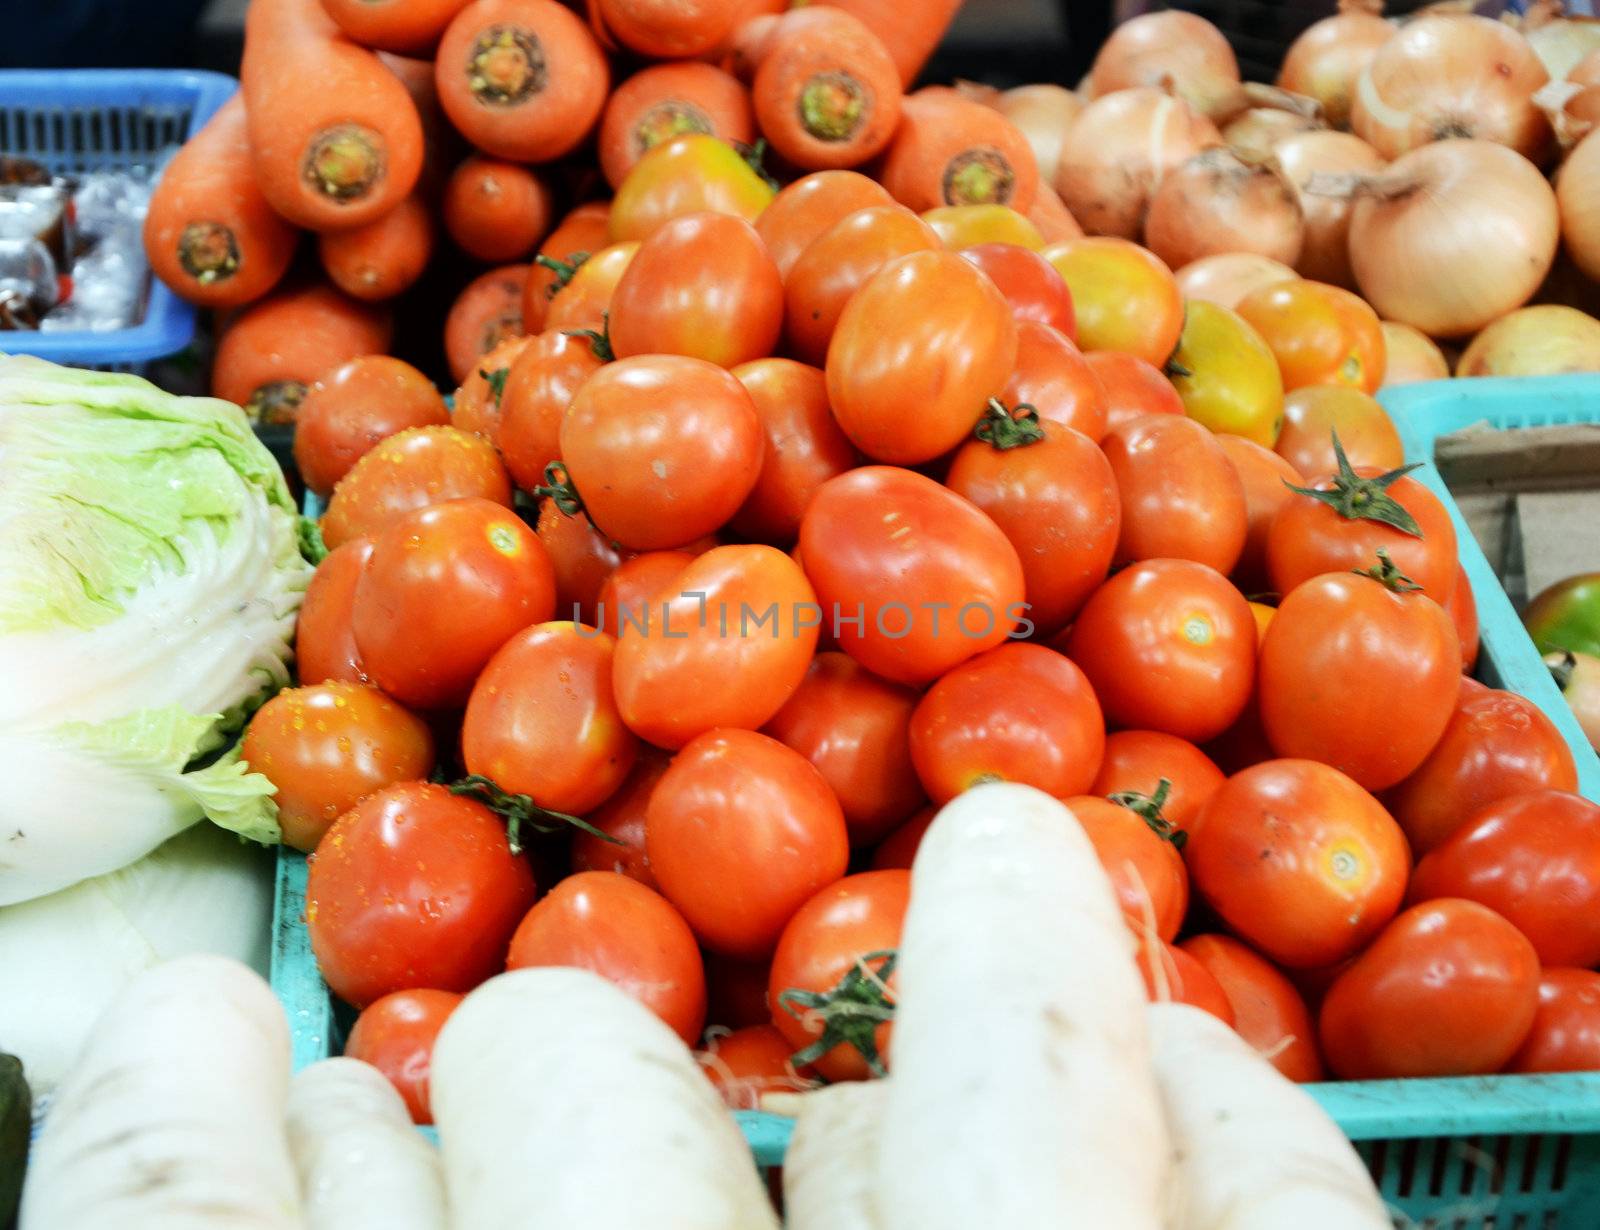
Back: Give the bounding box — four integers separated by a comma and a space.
1349, 139, 1559, 338
991, 85, 1083, 186
1538, 50, 1600, 146
1351, 14, 1553, 162
1457, 304, 1600, 376
1272, 130, 1386, 287
1379, 321, 1451, 385
1144, 147, 1304, 271
1175, 253, 1299, 310
1523, 1, 1600, 81
1088, 10, 1244, 121
1277, 0, 1394, 130
1054, 87, 1221, 239
1559, 127, 1600, 279
1223, 108, 1325, 163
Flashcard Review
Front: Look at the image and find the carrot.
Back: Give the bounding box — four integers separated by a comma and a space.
322, 0, 473, 53
755, 170, 893, 278
452, 333, 535, 444
242, 0, 424, 231
434, 0, 609, 163
319, 194, 434, 300
880, 89, 1040, 214
725, 12, 783, 84
443, 156, 554, 262
1027, 181, 1084, 244
212, 283, 394, 423
521, 201, 612, 334
751, 8, 902, 171
444, 264, 528, 385
378, 51, 461, 202
818, 0, 965, 88
707, 0, 785, 65
599, 63, 754, 189
143, 95, 298, 310
594, 0, 744, 58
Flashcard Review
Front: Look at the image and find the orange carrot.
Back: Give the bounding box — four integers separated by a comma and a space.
242, 0, 425, 230
521, 200, 612, 333
594, 0, 743, 58
879, 90, 1040, 214
707, 0, 785, 64
143, 94, 298, 309
444, 264, 528, 385
817, 0, 965, 88
321, 0, 473, 53
211, 283, 394, 422
435, 0, 609, 163
318, 194, 434, 300
443, 156, 554, 261
599, 62, 754, 189
378, 51, 461, 202
1027, 181, 1084, 244
451, 333, 535, 444
725, 11, 783, 84
751, 7, 902, 170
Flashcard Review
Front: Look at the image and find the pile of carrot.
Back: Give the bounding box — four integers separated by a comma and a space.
143, 0, 988, 418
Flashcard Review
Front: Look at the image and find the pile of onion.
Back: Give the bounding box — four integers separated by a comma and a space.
1349, 139, 1559, 338
1558, 127, 1600, 281
1144, 147, 1304, 271
1379, 322, 1451, 386
1522, 0, 1600, 82
1351, 14, 1553, 162
1277, 0, 1393, 129
1272, 129, 1385, 287
1087, 9, 1243, 121
1456, 304, 1600, 377
1174, 252, 1299, 310
1538, 48, 1600, 146
1054, 87, 1220, 239
1222, 90, 1325, 163
987, 84, 1082, 186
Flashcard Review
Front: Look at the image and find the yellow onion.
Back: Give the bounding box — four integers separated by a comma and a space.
1223, 107, 1325, 163
1538, 48, 1600, 146
1277, 0, 1394, 129
1349, 139, 1558, 338
1523, 1, 1600, 81
1379, 321, 1451, 385
1054, 87, 1221, 239
1175, 252, 1299, 310
1272, 130, 1386, 288
1559, 126, 1600, 281
1457, 305, 1600, 376
1144, 147, 1304, 271
1088, 10, 1243, 121
1351, 14, 1552, 162
989, 85, 1082, 186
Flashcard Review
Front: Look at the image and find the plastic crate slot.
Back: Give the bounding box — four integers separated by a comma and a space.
1518, 1134, 1545, 1195
1549, 1133, 1572, 1193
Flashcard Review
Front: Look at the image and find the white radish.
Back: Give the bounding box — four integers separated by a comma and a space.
19, 954, 300, 1230
782, 1081, 886, 1230
431, 966, 778, 1230
1149, 1002, 1390, 1230
876, 782, 1171, 1230
286, 1058, 447, 1230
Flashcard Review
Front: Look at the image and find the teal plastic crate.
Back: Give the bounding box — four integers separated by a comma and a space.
275, 378, 1600, 1224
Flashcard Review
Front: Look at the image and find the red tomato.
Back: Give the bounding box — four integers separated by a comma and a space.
1409, 790, 1600, 967
945, 418, 1119, 637
756, 169, 894, 279
452, 335, 533, 446
910, 644, 1105, 804
800, 467, 1026, 686
1186, 759, 1411, 969
1137, 940, 1236, 1024
764, 652, 925, 847
612, 545, 819, 749
727, 359, 858, 545
1084, 351, 1185, 438
1180, 934, 1325, 1082
610, 211, 783, 368
1215, 434, 1304, 592
536, 499, 628, 629
700, 1024, 811, 1109
294, 356, 450, 497
1063, 559, 1256, 743
343, 988, 463, 1125
597, 551, 695, 638
1070, 795, 1189, 942
1387, 689, 1579, 855
559, 354, 763, 551
1000, 320, 1107, 440
307, 783, 538, 1007
958, 242, 1076, 339
1259, 564, 1460, 791
545, 241, 638, 331
1272, 386, 1403, 480
870, 805, 937, 871
296, 537, 375, 687
1507, 969, 1600, 1074
1319, 898, 1540, 1079
570, 748, 669, 890
1089, 730, 1226, 833
826, 250, 1019, 465
506, 870, 707, 1044
522, 201, 612, 333
647, 729, 850, 958
1445, 562, 1479, 673
768, 870, 909, 1081
462, 623, 639, 815
1202, 694, 1276, 775
242, 683, 435, 853
352, 499, 557, 709
1101, 414, 1248, 574
497, 329, 608, 494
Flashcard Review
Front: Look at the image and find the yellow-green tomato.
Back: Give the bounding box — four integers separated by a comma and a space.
921, 205, 1044, 251
609, 135, 775, 243
1167, 300, 1285, 447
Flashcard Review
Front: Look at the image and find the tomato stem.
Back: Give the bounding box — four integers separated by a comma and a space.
478, 365, 510, 409
562, 312, 613, 362
448, 774, 621, 854
777, 949, 897, 1078
1281, 430, 1425, 537
735, 138, 780, 192
1351, 548, 1422, 593
974, 398, 1045, 450
534, 460, 587, 519
535, 251, 590, 298
1105, 777, 1187, 849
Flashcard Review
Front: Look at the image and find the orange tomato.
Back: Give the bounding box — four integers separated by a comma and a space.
1042, 237, 1184, 367
1274, 385, 1403, 479
1215, 434, 1304, 592
1236, 280, 1386, 394
545, 241, 638, 331
608, 134, 775, 242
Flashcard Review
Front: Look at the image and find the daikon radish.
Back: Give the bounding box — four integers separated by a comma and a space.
286, 1058, 447, 1230
784, 1081, 886, 1230
1149, 1002, 1390, 1230
876, 783, 1170, 1230
431, 967, 778, 1230
19, 955, 300, 1230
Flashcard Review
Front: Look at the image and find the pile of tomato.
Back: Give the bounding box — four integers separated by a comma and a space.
241, 135, 1600, 1125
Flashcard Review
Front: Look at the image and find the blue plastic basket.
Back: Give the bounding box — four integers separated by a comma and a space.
274, 379, 1600, 1223
0, 69, 235, 369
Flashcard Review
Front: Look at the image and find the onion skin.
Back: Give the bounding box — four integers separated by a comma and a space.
1144, 148, 1303, 272
1054, 88, 1221, 239
1277, 0, 1393, 130
1351, 14, 1553, 163
1223, 108, 1324, 164
993, 85, 1082, 186
1559, 128, 1600, 281
1349, 139, 1558, 339
1525, 10, 1600, 83
1457, 305, 1600, 377
1379, 322, 1450, 386
1089, 10, 1243, 121
1175, 253, 1299, 310
1272, 130, 1386, 288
